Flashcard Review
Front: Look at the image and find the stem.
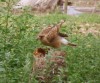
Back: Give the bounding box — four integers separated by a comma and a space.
4, 0, 11, 82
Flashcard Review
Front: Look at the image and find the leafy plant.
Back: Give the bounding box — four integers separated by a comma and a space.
0, 1, 100, 83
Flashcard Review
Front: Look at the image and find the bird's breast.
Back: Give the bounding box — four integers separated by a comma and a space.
50, 38, 61, 48
40, 37, 62, 48
60, 37, 69, 45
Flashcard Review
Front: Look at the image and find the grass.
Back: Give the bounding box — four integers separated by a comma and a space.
0, 1, 100, 83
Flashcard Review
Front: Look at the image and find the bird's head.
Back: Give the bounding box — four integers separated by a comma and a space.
37, 35, 44, 40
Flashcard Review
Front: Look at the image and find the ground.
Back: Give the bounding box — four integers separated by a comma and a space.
0, 1, 100, 83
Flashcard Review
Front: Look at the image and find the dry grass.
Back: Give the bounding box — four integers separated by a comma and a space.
72, 23, 100, 37
31, 48, 67, 83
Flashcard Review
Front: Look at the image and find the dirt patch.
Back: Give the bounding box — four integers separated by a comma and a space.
32, 48, 67, 82
73, 23, 100, 37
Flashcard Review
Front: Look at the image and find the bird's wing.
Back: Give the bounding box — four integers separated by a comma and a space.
56, 20, 65, 32
58, 32, 68, 37
38, 26, 52, 36
46, 20, 65, 42
46, 26, 58, 42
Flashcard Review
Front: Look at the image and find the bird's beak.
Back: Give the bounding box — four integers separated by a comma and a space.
37, 35, 44, 40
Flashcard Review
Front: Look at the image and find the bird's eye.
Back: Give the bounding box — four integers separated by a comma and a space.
39, 35, 44, 39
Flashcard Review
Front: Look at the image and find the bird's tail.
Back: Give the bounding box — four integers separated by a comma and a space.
60, 37, 77, 47
68, 43, 77, 47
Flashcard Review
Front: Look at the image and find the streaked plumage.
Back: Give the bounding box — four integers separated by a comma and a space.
37, 20, 76, 48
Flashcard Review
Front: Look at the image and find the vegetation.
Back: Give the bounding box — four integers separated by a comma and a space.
0, 1, 100, 83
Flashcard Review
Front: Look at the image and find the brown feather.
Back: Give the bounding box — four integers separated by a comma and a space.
37, 20, 76, 48
58, 32, 68, 37
46, 26, 58, 42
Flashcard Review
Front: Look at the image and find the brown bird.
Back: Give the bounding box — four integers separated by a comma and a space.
37, 20, 76, 48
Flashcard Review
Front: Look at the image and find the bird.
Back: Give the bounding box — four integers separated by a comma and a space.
37, 20, 76, 48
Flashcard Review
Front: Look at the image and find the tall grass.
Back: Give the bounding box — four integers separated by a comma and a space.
0, 0, 100, 83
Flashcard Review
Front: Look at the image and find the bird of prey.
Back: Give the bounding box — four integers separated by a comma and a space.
37, 20, 76, 48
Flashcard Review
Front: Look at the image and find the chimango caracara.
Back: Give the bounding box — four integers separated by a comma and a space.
37, 20, 76, 48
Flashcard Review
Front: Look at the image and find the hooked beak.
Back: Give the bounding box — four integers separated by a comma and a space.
37, 35, 44, 40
